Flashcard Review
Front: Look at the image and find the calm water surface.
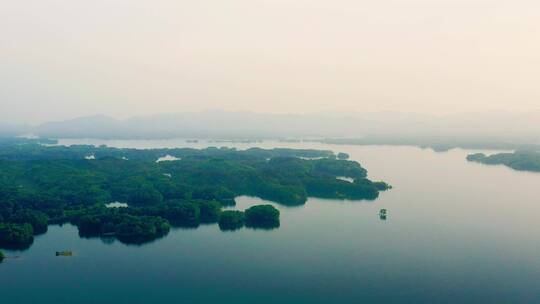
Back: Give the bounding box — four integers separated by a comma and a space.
2, 140, 540, 303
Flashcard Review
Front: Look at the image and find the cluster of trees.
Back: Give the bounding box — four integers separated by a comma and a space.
244, 205, 280, 229
9, 209, 49, 234
0, 142, 389, 249
219, 211, 245, 231
467, 151, 540, 172
74, 201, 279, 241
78, 213, 170, 244
132, 199, 222, 227
337, 152, 349, 160
0, 141, 334, 162
218, 205, 280, 231
0, 208, 49, 249
0, 223, 34, 249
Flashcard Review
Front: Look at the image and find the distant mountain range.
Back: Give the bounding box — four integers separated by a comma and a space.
2, 111, 540, 145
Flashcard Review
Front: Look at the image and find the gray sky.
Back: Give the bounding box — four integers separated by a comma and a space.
1, 0, 539, 124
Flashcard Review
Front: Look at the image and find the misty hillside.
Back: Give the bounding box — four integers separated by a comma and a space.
33, 111, 376, 139
3, 111, 540, 142
0, 123, 30, 137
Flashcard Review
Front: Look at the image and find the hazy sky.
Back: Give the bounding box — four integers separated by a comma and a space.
1, 0, 539, 123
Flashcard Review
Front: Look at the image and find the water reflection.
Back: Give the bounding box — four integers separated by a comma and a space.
245, 223, 280, 231
2, 195, 380, 251
1, 194, 382, 251
5, 140, 537, 303
99, 236, 116, 245
78, 231, 171, 246
0, 240, 33, 251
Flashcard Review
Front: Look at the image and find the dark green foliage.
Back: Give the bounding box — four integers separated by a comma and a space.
305, 176, 391, 200
10, 209, 49, 234
128, 184, 164, 206
466, 153, 487, 162
198, 200, 221, 223
192, 186, 236, 205
254, 182, 307, 206
0, 142, 390, 248
311, 158, 367, 179
77, 215, 106, 236
0, 223, 34, 249
76, 212, 170, 244
0, 249, 4, 262
245, 205, 280, 229
115, 216, 170, 244
467, 151, 540, 172
0, 146, 384, 207
212, 187, 236, 206
0, 143, 333, 162
219, 210, 245, 231
372, 181, 392, 191
337, 152, 349, 160
161, 201, 200, 227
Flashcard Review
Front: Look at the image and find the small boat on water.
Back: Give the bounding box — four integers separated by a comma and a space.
55, 251, 73, 256
379, 209, 387, 220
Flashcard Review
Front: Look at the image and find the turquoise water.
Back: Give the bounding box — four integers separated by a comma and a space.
2, 141, 540, 303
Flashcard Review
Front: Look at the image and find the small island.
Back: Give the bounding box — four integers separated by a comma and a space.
245, 205, 280, 229
0, 142, 390, 249
467, 151, 540, 172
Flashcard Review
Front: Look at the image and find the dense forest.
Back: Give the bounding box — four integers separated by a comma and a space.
0, 137, 334, 161
0, 139, 390, 249
467, 151, 540, 172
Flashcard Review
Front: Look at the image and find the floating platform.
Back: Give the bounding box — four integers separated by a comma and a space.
379, 209, 387, 220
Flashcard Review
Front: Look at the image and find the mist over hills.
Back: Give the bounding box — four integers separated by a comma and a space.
0, 122, 30, 137
36, 112, 373, 139
2, 111, 540, 146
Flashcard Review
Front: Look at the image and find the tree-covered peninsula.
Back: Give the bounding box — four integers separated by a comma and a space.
467, 151, 540, 172
0, 141, 390, 249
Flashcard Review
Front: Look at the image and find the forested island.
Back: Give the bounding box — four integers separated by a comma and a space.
0, 140, 390, 249
467, 151, 540, 172
317, 136, 540, 152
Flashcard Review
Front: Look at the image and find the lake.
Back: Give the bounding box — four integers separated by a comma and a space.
2, 140, 540, 303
